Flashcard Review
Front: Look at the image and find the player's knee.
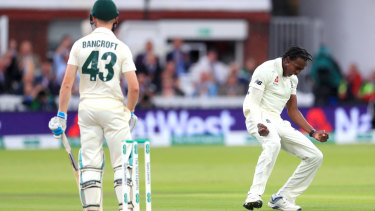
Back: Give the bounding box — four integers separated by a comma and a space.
262, 141, 281, 163
309, 150, 323, 166
264, 140, 281, 153
316, 150, 323, 163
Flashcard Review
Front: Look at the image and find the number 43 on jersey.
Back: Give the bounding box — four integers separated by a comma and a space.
82, 50, 117, 82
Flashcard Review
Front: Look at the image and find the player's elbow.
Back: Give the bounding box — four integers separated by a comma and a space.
287, 107, 298, 117
128, 85, 139, 95
60, 82, 73, 92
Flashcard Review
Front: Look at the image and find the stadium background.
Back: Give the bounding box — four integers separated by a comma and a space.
1, 1, 375, 211
1, 0, 375, 147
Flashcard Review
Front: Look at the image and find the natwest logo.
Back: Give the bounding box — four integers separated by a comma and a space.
133, 110, 236, 137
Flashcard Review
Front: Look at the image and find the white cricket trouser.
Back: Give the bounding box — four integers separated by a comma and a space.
246, 113, 323, 203
78, 99, 132, 210
78, 107, 132, 169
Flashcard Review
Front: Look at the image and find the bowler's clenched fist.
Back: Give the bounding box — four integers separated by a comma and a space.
312, 130, 329, 142
257, 123, 269, 136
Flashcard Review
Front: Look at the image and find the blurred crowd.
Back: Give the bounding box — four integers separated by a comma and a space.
1, 36, 374, 111
0, 37, 256, 110
0, 36, 79, 111
134, 38, 257, 108
309, 45, 375, 107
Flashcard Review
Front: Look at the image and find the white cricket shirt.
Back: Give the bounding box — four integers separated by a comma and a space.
243, 58, 298, 118
68, 27, 136, 108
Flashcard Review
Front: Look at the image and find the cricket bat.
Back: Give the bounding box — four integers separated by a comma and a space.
61, 132, 80, 188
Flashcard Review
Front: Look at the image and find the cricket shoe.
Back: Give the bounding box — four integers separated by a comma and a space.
243, 193, 262, 210
268, 194, 301, 211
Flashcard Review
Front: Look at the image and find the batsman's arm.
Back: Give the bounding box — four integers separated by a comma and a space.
124, 71, 139, 132
58, 64, 78, 113
123, 70, 139, 112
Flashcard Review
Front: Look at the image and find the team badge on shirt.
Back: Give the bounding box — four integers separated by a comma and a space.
273, 76, 279, 86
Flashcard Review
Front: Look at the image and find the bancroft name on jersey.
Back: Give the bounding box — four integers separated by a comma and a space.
82, 40, 118, 50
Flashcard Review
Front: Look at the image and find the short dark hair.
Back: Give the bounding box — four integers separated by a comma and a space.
282, 46, 312, 62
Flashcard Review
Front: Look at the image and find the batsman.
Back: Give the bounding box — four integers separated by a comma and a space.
48, 0, 139, 210
242, 46, 329, 211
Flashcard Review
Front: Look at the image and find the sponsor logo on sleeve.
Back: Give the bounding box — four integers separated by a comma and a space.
255, 79, 262, 85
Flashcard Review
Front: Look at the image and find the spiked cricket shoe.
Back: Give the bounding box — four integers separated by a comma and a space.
243, 193, 262, 210
268, 194, 301, 211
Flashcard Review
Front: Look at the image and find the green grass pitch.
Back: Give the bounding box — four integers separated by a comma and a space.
0, 144, 374, 210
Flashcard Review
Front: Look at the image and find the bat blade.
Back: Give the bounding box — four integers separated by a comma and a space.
61, 133, 80, 188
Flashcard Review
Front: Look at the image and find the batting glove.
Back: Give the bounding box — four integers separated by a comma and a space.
48, 111, 67, 138
129, 111, 138, 133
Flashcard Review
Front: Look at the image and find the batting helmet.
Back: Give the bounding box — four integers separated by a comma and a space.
91, 0, 119, 21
